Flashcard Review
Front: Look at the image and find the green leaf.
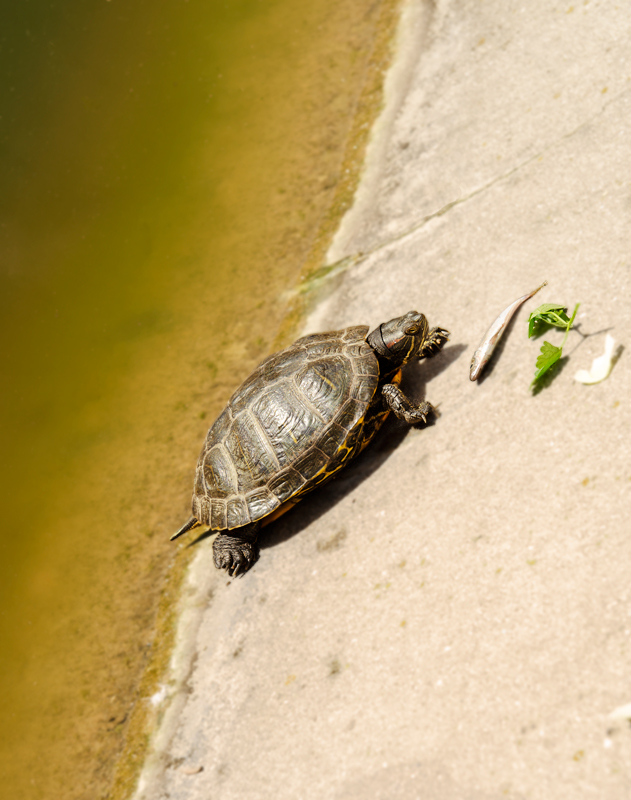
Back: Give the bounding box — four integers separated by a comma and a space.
533, 340, 562, 382
531, 303, 567, 316
528, 303, 571, 338
529, 303, 580, 388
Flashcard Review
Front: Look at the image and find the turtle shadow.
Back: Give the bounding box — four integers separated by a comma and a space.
260, 342, 466, 552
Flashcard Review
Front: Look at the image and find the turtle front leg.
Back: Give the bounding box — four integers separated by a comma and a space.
213, 522, 261, 577
381, 384, 436, 425
418, 327, 450, 358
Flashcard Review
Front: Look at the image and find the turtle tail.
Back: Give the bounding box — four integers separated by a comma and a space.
170, 516, 202, 541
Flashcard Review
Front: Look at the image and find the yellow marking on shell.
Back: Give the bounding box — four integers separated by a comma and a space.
312, 367, 338, 391
305, 412, 367, 483
263, 385, 390, 527
266, 411, 369, 521
359, 411, 389, 452
235, 436, 257, 479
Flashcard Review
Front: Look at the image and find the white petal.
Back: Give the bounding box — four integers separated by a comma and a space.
609, 701, 631, 720
574, 334, 616, 384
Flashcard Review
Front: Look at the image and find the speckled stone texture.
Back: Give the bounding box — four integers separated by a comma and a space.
134, 1, 631, 798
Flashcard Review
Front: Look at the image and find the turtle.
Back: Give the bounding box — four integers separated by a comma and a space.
172, 311, 449, 575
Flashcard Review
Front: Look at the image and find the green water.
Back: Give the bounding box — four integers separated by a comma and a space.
0, 1, 395, 797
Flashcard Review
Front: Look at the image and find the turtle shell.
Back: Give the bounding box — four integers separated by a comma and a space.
191, 325, 379, 530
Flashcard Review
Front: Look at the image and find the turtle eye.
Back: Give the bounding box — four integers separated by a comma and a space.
404, 323, 420, 335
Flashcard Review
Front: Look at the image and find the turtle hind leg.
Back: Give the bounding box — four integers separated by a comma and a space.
213, 521, 261, 577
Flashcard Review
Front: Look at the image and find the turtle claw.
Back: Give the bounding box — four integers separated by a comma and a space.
419, 327, 450, 358
405, 401, 434, 425
213, 535, 259, 576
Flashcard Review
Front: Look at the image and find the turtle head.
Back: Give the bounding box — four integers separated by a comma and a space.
367, 311, 429, 365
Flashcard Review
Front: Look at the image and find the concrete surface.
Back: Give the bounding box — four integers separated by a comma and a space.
133, 1, 631, 798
